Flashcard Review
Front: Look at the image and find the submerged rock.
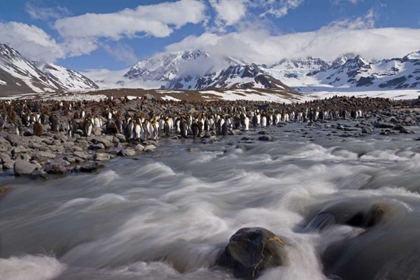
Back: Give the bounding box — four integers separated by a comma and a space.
258, 135, 274, 141
217, 227, 287, 279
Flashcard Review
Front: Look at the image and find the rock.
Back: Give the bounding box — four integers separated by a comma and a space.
115, 133, 127, 142
30, 169, 48, 180
73, 151, 89, 160
258, 135, 274, 141
188, 147, 200, 153
33, 151, 57, 162
93, 127, 102, 136
257, 131, 267, 135
62, 156, 76, 164
44, 163, 68, 175
144, 145, 156, 152
12, 145, 28, 154
2, 160, 15, 170
118, 148, 136, 157
362, 127, 373, 134
72, 146, 84, 152
91, 137, 112, 148
0, 137, 12, 152
392, 125, 409, 134
373, 122, 394, 129
94, 152, 110, 161
80, 161, 104, 173
217, 227, 287, 279
14, 160, 38, 176
42, 138, 54, 145
6, 134, 22, 146
89, 143, 106, 150
29, 142, 48, 151
54, 133, 68, 143
23, 130, 33, 137
135, 144, 145, 152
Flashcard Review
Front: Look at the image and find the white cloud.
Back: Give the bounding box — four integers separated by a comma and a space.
103, 44, 138, 65
326, 9, 376, 30
54, 0, 206, 40
0, 22, 65, 62
165, 24, 420, 64
209, 0, 248, 26
255, 0, 305, 18
25, 2, 71, 20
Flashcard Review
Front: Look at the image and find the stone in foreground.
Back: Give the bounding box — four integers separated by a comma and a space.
217, 227, 287, 279
14, 160, 38, 176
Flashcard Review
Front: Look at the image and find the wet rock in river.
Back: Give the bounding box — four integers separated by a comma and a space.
79, 161, 104, 173
118, 148, 136, 157
44, 162, 68, 175
94, 152, 110, 161
217, 227, 287, 279
258, 135, 274, 141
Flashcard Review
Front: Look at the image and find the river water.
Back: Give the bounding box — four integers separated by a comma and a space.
1, 121, 420, 280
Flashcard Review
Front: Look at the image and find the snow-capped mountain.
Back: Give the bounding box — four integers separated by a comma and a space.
165, 63, 295, 92
0, 43, 98, 95
124, 50, 296, 91
125, 50, 211, 81
37, 63, 98, 90
93, 48, 420, 92
312, 52, 420, 89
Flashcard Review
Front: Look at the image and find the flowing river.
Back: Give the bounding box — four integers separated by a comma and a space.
1, 121, 420, 280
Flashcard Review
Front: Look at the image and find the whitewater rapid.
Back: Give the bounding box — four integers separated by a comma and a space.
1, 122, 420, 280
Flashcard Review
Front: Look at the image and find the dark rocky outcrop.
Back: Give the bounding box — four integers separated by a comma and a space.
217, 227, 287, 279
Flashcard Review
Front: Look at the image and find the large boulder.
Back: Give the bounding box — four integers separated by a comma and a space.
217, 227, 287, 279
14, 160, 38, 176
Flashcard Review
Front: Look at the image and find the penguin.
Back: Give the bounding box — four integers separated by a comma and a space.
261, 115, 267, 127
33, 121, 43, 137
252, 115, 258, 127
221, 119, 228, 136
243, 115, 250, 131
123, 119, 132, 140
107, 120, 119, 135
134, 121, 141, 140
164, 119, 170, 137
50, 115, 59, 132
197, 120, 203, 137
180, 119, 188, 138
191, 121, 199, 139
204, 118, 209, 132
83, 117, 93, 137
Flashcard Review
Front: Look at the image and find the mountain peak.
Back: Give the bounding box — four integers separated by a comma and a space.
0, 43, 98, 95
403, 50, 420, 61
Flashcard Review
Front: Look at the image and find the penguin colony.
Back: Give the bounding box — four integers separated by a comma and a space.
0, 95, 394, 140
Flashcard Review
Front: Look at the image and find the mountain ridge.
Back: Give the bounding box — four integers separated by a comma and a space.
0, 43, 98, 96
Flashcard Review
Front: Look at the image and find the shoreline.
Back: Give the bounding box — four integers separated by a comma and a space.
0, 95, 419, 180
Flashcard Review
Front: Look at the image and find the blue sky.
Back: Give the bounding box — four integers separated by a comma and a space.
1, 0, 420, 72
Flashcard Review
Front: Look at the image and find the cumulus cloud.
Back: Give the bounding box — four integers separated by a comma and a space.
25, 2, 71, 20
165, 24, 420, 64
209, 0, 248, 26
54, 0, 206, 40
0, 22, 65, 62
